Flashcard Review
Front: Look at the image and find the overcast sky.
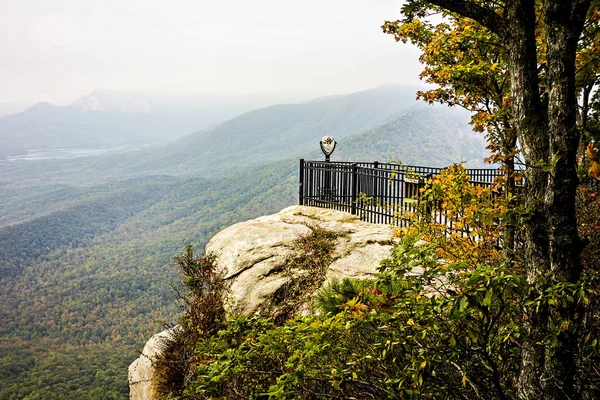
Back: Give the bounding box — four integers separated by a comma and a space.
1, 0, 424, 104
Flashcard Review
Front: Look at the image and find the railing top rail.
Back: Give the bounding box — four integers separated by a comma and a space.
305, 159, 525, 171
303, 159, 502, 175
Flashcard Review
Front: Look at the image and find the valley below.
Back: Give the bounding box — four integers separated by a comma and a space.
2, 143, 154, 162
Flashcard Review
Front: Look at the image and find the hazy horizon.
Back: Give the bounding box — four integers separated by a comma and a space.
1, 0, 421, 104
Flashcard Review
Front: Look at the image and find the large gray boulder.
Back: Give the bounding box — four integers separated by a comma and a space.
206, 205, 394, 315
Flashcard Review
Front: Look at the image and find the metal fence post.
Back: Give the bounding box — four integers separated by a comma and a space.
351, 163, 358, 215
299, 159, 304, 205
373, 161, 379, 201
419, 173, 433, 221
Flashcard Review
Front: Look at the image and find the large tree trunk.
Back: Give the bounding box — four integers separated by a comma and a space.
502, 124, 518, 263
418, 0, 590, 397
502, 2, 551, 398
506, 0, 589, 397
540, 1, 589, 397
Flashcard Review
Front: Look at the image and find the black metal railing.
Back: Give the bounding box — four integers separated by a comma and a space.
299, 159, 506, 226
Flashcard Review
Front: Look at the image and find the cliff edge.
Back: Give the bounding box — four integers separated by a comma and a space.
129, 205, 395, 399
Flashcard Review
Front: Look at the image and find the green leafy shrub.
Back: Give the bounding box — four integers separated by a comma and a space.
153, 246, 226, 398
313, 277, 408, 315
179, 251, 524, 399
313, 278, 374, 315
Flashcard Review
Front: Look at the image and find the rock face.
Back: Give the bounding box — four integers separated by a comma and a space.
206, 205, 394, 315
128, 327, 179, 400
129, 205, 394, 399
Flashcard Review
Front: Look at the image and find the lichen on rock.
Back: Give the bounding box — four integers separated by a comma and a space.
206, 205, 395, 316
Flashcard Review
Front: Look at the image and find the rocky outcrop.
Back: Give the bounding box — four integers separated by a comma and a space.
129, 205, 395, 399
128, 327, 179, 400
206, 205, 395, 315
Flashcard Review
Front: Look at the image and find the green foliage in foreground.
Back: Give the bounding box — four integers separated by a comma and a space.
162, 238, 600, 399
160, 175, 600, 400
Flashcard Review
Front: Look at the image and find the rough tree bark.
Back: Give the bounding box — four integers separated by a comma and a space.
406, 0, 591, 398
502, 122, 518, 263
501, 2, 553, 397
542, 1, 589, 397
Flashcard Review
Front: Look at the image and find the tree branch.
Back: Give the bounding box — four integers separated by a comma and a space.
426, 0, 506, 34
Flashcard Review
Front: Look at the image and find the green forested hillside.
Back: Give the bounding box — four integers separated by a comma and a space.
332, 106, 489, 167
0, 178, 177, 278
0, 161, 297, 399
0, 176, 175, 227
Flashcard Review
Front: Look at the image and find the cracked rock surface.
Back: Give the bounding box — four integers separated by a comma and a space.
128, 327, 179, 400
206, 205, 395, 315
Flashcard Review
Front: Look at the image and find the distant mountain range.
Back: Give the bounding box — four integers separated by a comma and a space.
116, 84, 427, 176
0, 88, 312, 159
1, 84, 472, 184
69, 88, 309, 114
0, 102, 181, 159
70, 89, 155, 113
0, 101, 35, 117
1, 85, 484, 169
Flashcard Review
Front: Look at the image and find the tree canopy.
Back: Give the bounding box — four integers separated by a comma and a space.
386, 1, 596, 398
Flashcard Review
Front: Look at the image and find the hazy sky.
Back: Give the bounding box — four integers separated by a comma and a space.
1, 0, 424, 104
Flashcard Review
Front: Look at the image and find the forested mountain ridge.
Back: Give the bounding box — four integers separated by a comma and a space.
0, 84, 424, 185
0, 177, 178, 278
330, 106, 489, 167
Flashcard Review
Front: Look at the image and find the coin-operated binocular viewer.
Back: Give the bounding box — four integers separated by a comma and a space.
319, 136, 337, 201
320, 135, 336, 162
